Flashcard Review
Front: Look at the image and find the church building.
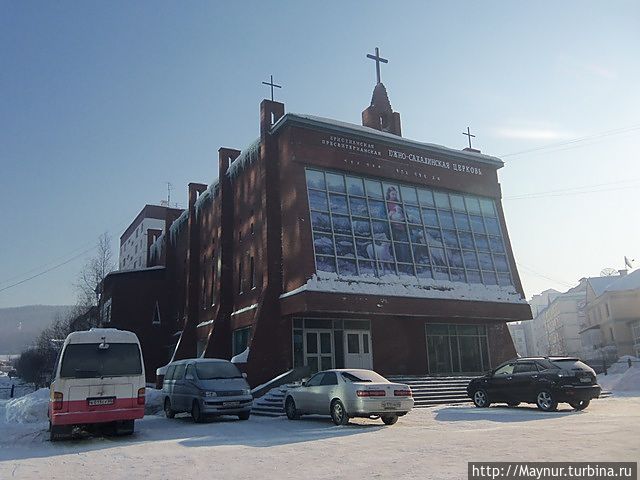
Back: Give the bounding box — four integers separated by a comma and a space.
101, 51, 532, 387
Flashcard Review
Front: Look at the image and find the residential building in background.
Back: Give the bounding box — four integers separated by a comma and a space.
119, 205, 184, 270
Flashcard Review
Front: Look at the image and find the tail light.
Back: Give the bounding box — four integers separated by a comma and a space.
356, 390, 386, 397
137, 388, 145, 405
394, 389, 412, 397
53, 391, 63, 410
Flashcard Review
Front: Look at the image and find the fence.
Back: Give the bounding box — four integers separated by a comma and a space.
0, 384, 36, 400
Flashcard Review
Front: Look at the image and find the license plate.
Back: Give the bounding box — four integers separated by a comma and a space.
88, 397, 115, 406
382, 401, 401, 409
223, 401, 240, 407
579, 377, 591, 383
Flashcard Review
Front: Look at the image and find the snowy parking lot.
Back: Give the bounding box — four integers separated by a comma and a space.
1, 396, 639, 480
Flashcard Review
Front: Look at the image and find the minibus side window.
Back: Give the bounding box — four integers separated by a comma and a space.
165, 365, 176, 381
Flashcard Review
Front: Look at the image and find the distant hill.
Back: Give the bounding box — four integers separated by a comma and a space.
0, 305, 74, 354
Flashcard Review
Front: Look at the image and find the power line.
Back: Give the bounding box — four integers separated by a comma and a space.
504, 179, 640, 200
500, 124, 640, 159
516, 262, 574, 288
0, 245, 98, 294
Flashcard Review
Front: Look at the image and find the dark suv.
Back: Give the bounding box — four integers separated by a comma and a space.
467, 357, 601, 412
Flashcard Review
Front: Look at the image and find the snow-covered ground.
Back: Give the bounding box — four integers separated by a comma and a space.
1, 396, 638, 480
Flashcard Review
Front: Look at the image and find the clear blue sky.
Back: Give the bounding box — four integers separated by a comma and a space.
1, 1, 639, 307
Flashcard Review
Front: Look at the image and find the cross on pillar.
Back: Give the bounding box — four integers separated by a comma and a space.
463, 126, 476, 149
366, 47, 388, 84
261, 74, 282, 101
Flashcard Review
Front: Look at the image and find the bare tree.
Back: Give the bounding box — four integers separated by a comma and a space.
75, 232, 115, 307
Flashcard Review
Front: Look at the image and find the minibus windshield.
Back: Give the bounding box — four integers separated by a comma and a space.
59, 343, 142, 378
195, 361, 242, 380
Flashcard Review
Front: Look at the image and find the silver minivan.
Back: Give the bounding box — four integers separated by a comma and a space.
162, 358, 253, 422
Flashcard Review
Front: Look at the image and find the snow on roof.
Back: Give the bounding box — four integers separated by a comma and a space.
194, 180, 220, 218
280, 272, 526, 305
168, 208, 189, 244
227, 139, 260, 179
271, 113, 504, 168
587, 276, 619, 296
604, 270, 640, 293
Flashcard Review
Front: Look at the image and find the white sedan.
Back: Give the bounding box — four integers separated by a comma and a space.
284, 369, 414, 425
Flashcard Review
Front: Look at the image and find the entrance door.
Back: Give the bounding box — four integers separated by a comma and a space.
304, 330, 334, 374
344, 331, 373, 369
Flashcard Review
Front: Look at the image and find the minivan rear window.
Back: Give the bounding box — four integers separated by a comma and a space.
195, 361, 242, 380
60, 343, 142, 378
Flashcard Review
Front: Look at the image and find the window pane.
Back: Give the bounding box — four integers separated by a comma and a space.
482, 270, 498, 285
386, 201, 405, 222
332, 215, 352, 235
369, 200, 387, 219
355, 238, 375, 260
316, 256, 336, 273
320, 333, 332, 353
408, 225, 425, 244
426, 228, 443, 247
307, 356, 319, 374
358, 260, 376, 275
378, 262, 395, 276
416, 266, 432, 279
311, 212, 331, 232
494, 254, 509, 272
413, 245, 431, 264
320, 356, 333, 371
498, 273, 512, 286
313, 233, 334, 255
335, 236, 355, 258
475, 234, 490, 252
306, 332, 318, 354
326, 173, 346, 192
394, 242, 412, 263
309, 190, 328, 211
454, 212, 471, 231
443, 230, 459, 249
431, 247, 447, 266
391, 223, 408, 242
418, 188, 434, 206
400, 186, 418, 204
306, 170, 325, 190
489, 236, 505, 253
329, 194, 349, 214
478, 252, 494, 270
337, 258, 358, 276
438, 211, 455, 229
405, 205, 421, 224
450, 269, 466, 282
450, 195, 466, 211
467, 270, 482, 284
363, 334, 370, 354
383, 183, 401, 202
353, 219, 372, 237
434, 192, 450, 209
347, 333, 360, 354
376, 242, 394, 262
346, 176, 365, 196
480, 198, 496, 217
465, 196, 481, 214
365, 179, 383, 199
293, 331, 303, 367
398, 263, 414, 276
434, 267, 450, 280
372, 220, 391, 241
470, 215, 485, 233
349, 197, 369, 217
447, 249, 464, 268
422, 208, 439, 227
463, 251, 479, 269
484, 217, 501, 235
458, 231, 474, 250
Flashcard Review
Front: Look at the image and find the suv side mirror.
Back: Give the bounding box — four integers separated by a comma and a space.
301, 380, 308, 387
242, 372, 247, 379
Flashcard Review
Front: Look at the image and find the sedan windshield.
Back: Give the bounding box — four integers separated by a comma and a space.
195, 361, 242, 380
341, 371, 388, 383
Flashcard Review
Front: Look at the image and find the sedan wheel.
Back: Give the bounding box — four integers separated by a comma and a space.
164, 398, 175, 419
536, 390, 558, 412
285, 397, 300, 420
330, 400, 349, 426
570, 399, 590, 411
473, 389, 490, 408
381, 414, 398, 425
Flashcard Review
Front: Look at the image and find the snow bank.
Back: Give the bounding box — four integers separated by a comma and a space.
145, 388, 165, 415
597, 358, 640, 394
5, 388, 49, 424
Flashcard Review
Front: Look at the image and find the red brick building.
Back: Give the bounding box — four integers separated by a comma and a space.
102, 81, 531, 387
